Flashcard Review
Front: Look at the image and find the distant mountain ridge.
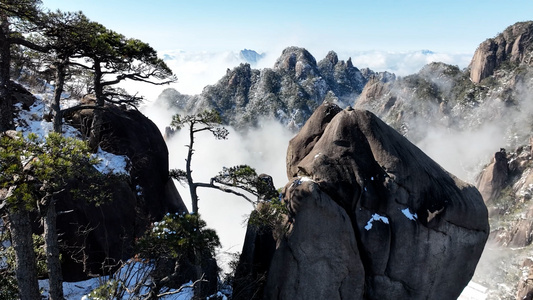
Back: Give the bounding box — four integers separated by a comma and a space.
156, 47, 394, 130
239, 49, 265, 64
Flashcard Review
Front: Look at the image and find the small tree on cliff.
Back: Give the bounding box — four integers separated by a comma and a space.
169, 110, 276, 214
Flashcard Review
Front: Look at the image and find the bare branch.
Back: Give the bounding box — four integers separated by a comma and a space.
156, 274, 207, 298
195, 182, 256, 207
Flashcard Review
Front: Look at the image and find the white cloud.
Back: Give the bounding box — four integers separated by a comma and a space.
344, 50, 473, 76
416, 124, 506, 183
141, 99, 294, 268
165, 119, 294, 253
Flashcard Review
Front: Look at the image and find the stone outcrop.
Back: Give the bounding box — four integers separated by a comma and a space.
232, 207, 277, 300
476, 149, 509, 203
517, 259, 533, 300
263, 103, 489, 299
69, 105, 187, 218
11, 81, 36, 110
57, 105, 187, 279
481, 144, 533, 248
470, 21, 533, 83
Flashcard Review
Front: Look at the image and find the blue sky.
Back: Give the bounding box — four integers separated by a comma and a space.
41, 0, 533, 55
39, 0, 533, 97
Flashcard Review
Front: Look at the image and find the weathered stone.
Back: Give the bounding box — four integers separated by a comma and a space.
517, 259, 533, 300
264, 179, 365, 300
233, 208, 277, 300
470, 21, 533, 83
57, 105, 187, 279
11, 81, 36, 110
476, 149, 509, 203
265, 103, 489, 299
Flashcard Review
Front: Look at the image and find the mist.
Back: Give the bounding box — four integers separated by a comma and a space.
346, 50, 472, 77
416, 125, 506, 183
423, 75, 533, 185
142, 102, 294, 265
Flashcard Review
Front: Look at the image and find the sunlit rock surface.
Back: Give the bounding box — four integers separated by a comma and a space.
470, 21, 533, 83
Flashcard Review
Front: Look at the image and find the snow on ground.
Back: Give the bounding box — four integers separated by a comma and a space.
13, 83, 129, 176
93, 146, 129, 175
458, 281, 488, 300
38, 276, 195, 300
38, 260, 199, 299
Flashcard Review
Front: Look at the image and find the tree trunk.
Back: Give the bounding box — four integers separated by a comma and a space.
52, 59, 67, 133
7, 208, 41, 300
0, 12, 13, 132
43, 198, 64, 300
93, 61, 105, 106
186, 123, 198, 213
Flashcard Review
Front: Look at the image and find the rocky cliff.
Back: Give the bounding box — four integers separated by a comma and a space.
8, 92, 189, 280
56, 104, 188, 278
355, 22, 533, 147
471, 141, 533, 299
470, 21, 533, 83
156, 47, 393, 130
239, 103, 489, 299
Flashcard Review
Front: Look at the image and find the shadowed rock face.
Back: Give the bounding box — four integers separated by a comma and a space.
264, 103, 489, 299
58, 106, 187, 280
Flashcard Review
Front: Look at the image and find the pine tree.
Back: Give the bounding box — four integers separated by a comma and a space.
0, 0, 44, 132
169, 110, 277, 213
0, 131, 117, 300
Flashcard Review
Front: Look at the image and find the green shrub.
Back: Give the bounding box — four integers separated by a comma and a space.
136, 213, 220, 260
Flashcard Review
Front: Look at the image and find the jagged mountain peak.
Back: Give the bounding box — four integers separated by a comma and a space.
239, 49, 265, 64
158, 47, 387, 130
322, 50, 339, 65
273, 46, 318, 77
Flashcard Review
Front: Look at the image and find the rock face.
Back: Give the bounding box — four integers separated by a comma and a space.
517, 259, 533, 300
478, 144, 533, 247
470, 21, 533, 83
264, 103, 489, 299
58, 105, 187, 279
232, 208, 277, 300
156, 47, 383, 130
476, 149, 509, 203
